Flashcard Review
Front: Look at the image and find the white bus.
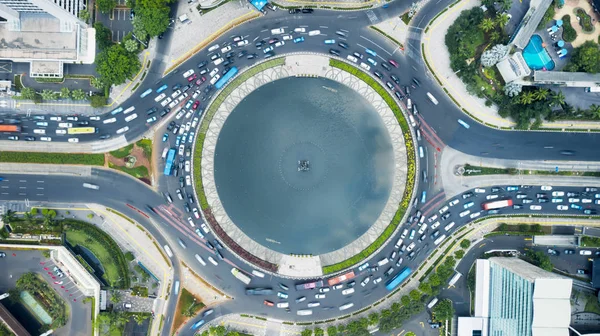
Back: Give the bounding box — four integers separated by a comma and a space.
164, 245, 173, 258
231, 268, 252, 285
82, 183, 99, 190
426, 92, 439, 105
297, 309, 313, 316
434, 234, 446, 246
427, 297, 439, 309
448, 272, 462, 287
174, 280, 180, 295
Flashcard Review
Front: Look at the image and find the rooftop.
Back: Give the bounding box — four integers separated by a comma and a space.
511, 0, 554, 49
534, 71, 600, 87
0, 301, 30, 336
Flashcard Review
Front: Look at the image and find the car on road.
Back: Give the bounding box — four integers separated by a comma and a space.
557, 205, 569, 210
296, 296, 306, 303
580, 250, 592, 255
277, 292, 288, 299
193, 208, 200, 219
315, 293, 326, 299
341, 288, 354, 295
373, 277, 382, 284
530, 205, 542, 210
360, 276, 371, 287
319, 287, 330, 293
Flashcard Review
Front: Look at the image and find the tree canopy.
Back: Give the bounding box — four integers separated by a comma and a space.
96, 43, 141, 86
566, 40, 600, 73
136, 5, 170, 37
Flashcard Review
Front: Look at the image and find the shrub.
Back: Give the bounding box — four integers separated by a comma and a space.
0, 152, 104, 165
89, 95, 108, 108
562, 15, 578, 42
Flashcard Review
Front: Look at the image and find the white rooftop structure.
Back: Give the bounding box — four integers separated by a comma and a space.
458, 258, 572, 336
0, 0, 95, 77
496, 52, 532, 84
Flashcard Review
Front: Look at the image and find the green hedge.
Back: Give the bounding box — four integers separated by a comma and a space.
0, 152, 104, 165
322, 59, 416, 274
562, 15, 578, 42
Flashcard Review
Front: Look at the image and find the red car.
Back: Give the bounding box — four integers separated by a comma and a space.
192, 100, 200, 110
263, 300, 274, 306
195, 77, 206, 86
388, 59, 399, 68
187, 73, 197, 82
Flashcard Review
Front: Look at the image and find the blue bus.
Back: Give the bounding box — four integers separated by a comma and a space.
110, 107, 123, 115
156, 84, 168, 93
140, 88, 153, 98
385, 267, 412, 291
163, 148, 176, 175
458, 119, 470, 129
215, 66, 238, 89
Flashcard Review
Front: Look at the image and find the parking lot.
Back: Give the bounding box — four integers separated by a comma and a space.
0, 249, 92, 336
97, 7, 134, 42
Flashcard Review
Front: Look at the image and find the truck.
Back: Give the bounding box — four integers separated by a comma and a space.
231, 268, 252, 285
327, 271, 355, 286
245, 288, 274, 295
0, 125, 21, 132
482, 199, 513, 210
295, 280, 324, 291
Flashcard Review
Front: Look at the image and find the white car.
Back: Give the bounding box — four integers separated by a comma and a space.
332, 284, 343, 290
580, 250, 592, 255
315, 294, 326, 299
271, 27, 285, 34
237, 40, 249, 46
220, 45, 232, 53
187, 217, 195, 227
319, 287, 330, 293
282, 35, 292, 41
582, 199, 592, 203
178, 144, 185, 155
176, 110, 185, 120
193, 208, 201, 219
474, 188, 486, 193
186, 175, 192, 186
307, 302, 320, 308
552, 191, 565, 197
183, 69, 195, 78
40, 137, 52, 142
185, 122, 192, 132
294, 27, 306, 33
401, 229, 408, 239
449, 199, 460, 207
274, 41, 285, 47
68, 138, 79, 143
171, 90, 182, 99
208, 256, 218, 265
209, 68, 219, 77
125, 113, 138, 122
431, 221, 440, 230
191, 117, 199, 128
406, 242, 416, 252
360, 276, 371, 287
346, 55, 358, 63
557, 205, 569, 211
185, 161, 191, 172
486, 194, 498, 200
438, 206, 449, 214
116, 126, 129, 134
210, 74, 220, 85
373, 277, 382, 284
56, 129, 67, 135
341, 288, 354, 295
569, 198, 580, 203
530, 205, 542, 210
469, 211, 481, 219
459, 210, 470, 217
541, 186, 553, 191
201, 223, 210, 233
277, 302, 289, 308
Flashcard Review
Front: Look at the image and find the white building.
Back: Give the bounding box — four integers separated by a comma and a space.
0, 0, 95, 77
458, 257, 573, 336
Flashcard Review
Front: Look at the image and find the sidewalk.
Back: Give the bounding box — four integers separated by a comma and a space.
421, 0, 600, 130
272, 0, 381, 9
439, 147, 600, 197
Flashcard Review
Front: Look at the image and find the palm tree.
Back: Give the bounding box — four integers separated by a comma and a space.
550, 91, 566, 107
133, 314, 146, 326
110, 290, 122, 304
496, 13, 510, 28
490, 31, 500, 43
23, 212, 34, 224
533, 88, 549, 101
42, 213, 54, 227
480, 18, 495, 32
520, 91, 535, 105
1, 210, 15, 224
589, 104, 600, 119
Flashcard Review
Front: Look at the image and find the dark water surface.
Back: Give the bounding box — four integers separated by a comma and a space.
213, 77, 394, 254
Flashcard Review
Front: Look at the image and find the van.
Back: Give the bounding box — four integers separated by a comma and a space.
161, 148, 169, 159
33, 129, 46, 134
271, 28, 285, 34
394, 238, 403, 249
419, 146, 424, 158
208, 44, 219, 52
377, 258, 389, 266
252, 270, 265, 278
406, 98, 412, 110
409, 115, 416, 127
347, 55, 358, 63
308, 30, 321, 36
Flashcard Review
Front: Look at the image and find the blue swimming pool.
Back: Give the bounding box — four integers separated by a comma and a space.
523, 34, 555, 70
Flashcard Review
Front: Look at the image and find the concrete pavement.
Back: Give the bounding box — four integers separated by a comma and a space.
439, 147, 600, 197
420, 0, 600, 130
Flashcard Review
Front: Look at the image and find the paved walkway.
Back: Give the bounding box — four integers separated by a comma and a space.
421, 0, 600, 130
439, 147, 600, 197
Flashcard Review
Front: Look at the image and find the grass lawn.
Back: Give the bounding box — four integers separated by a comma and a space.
0, 152, 104, 165
585, 293, 600, 314
173, 289, 204, 332
109, 144, 134, 159
65, 230, 125, 287
136, 139, 153, 159
108, 162, 149, 178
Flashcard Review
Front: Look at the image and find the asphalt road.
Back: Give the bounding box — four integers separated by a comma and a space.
2, 170, 600, 334
0, 5, 599, 161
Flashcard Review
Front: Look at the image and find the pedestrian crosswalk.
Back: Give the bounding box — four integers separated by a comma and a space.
366, 10, 378, 24
0, 201, 28, 215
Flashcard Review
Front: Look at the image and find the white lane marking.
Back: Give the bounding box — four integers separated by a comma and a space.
19, 180, 26, 183
37, 187, 44, 190
1, 186, 8, 189
18, 193, 26, 196
37, 180, 44, 183
359, 35, 393, 56
253, 36, 259, 41
1, 193, 7, 195
36, 194, 44, 196
319, 26, 328, 28
19, 187, 26, 189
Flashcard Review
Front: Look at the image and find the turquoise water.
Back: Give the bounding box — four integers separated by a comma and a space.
523, 34, 555, 70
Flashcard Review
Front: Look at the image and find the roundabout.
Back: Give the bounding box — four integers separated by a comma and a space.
194, 54, 415, 276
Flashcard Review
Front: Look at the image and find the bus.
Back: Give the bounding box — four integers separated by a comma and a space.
295, 280, 324, 291
245, 288, 274, 295
0, 125, 21, 132
385, 267, 412, 291
448, 271, 462, 287
82, 183, 99, 190
215, 67, 238, 89
68, 127, 97, 135
164, 244, 173, 258
327, 271, 355, 286
174, 280, 180, 295
110, 107, 124, 115
164, 148, 176, 176
140, 88, 153, 98
427, 297, 439, 309
434, 234, 446, 246
585, 87, 600, 92
458, 119, 470, 129
231, 268, 252, 285
482, 199, 513, 210
426, 92, 439, 105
